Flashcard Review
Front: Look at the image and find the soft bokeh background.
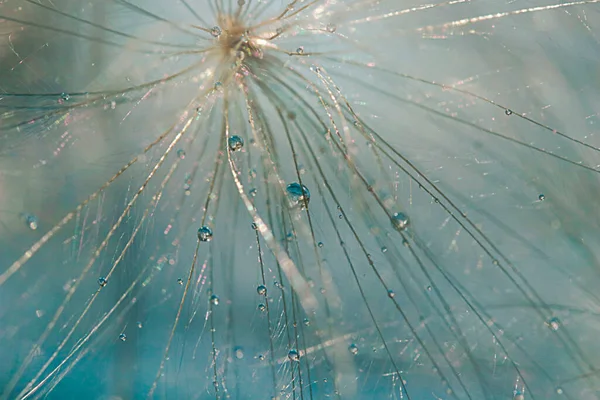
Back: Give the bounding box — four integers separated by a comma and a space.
1, 0, 600, 399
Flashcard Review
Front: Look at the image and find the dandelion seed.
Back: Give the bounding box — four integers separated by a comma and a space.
2, 0, 600, 399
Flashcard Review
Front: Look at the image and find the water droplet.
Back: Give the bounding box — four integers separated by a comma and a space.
98, 277, 107, 287
326, 23, 336, 33
303, 318, 310, 326
214, 81, 223, 91
234, 346, 244, 359
381, 246, 388, 253
177, 149, 186, 159
258, 303, 266, 312
228, 135, 244, 151
286, 182, 310, 209
348, 343, 359, 355
317, 241, 324, 248
258, 354, 265, 361
25, 214, 38, 230
249, 188, 258, 197
210, 294, 220, 305
391, 212, 409, 231
257, 285, 267, 296
211, 26, 222, 37
538, 193, 545, 201
251, 222, 258, 230
288, 349, 299, 361
177, 278, 184, 285
548, 317, 561, 331
505, 109, 513, 115
119, 333, 127, 341
296, 47, 304, 55
60, 92, 70, 102
556, 387, 563, 395
387, 289, 395, 298
197, 226, 213, 242
137, 321, 143, 329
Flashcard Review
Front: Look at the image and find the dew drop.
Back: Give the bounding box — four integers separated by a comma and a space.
257, 285, 267, 296
249, 188, 258, 197
119, 333, 127, 342
548, 317, 561, 331
326, 23, 336, 33
381, 246, 388, 253
387, 289, 395, 298
98, 277, 107, 287
288, 349, 299, 361
348, 343, 359, 355
296, 47, 304, 55
228, 135, 244, 151
391, 212, 409, 232
60, 92, 70, 102
303, 318, 310, 326
234, 346, 244, 359
177, 278, 183, 285
211, 26, 222, 37
317, 241, 324, 248
505, 109, 513, 115
25, 214, 38, 230
197, 226, 213, 242
251, 222, 258, 230
258, 354, 265, 361
286, 182, 310, 209
177, 149, 186, 159
210, 294, 220, 305
258, 303, 266, 312
137, 321, 143, 329
538, 193, 545, 201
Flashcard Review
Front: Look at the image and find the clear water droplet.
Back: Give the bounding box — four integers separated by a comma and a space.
137, 321, 143, 329
210, 294, 220, 305
348, 343, 359, 355
286, 182, 310, 209
177, 149, 186, 159
234, 346, 244, 359
288, 349, 299, 361
257, 285, 267, 296
258, 303, 266, 312
60, 92, 70, 102
326, 23, 336, 33
177, 278, 184, 285
303, 318, 310, 326
381, 246, 388, 253
317, 241, 324, 248
228, 135, 244, 151
505, 109, 513, 115
296, 47, 304, 55
387, 289, 395, 298
249, 188, 258, 197
211, 26, 222, 37
25, 214, 38, 230
197, 226, 213, 242
98, 277, 107, 287
538, 193, 545, 201
548, 317, 561, 331
391, 212, 409, 232
119, 333, 127, 341
251, 222, 258, 230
